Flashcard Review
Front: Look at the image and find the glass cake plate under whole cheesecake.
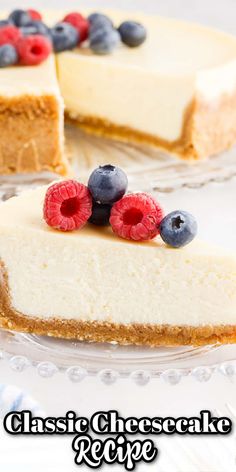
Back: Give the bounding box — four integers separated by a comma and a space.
0, 126, 235, 383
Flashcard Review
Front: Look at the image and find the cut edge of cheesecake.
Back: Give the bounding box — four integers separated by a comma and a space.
0, 181, 236, 347
0, 93, 68, 175
65, 88, 236, 161
0, 261, 236, 347
0, 184, 235, 347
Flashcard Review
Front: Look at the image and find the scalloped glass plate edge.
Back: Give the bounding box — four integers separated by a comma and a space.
1, 329, 236, 385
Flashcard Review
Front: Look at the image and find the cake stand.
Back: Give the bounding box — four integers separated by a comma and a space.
0, 125, 236, 386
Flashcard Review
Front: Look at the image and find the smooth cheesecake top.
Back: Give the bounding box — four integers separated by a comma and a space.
1, 9, 236, 77
0, 184, 233, 257
54, 9, 236, 75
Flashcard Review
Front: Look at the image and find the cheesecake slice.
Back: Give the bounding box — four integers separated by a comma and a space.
57, 10, 236, 160
0, 185, 235, 346
0, 56, 67, 175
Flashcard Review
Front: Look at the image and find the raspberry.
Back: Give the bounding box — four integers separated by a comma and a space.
43, 180, 92, 232
0, 26, 21, 47
110, 193, 164, 241
63, 12, 89, 42
17, 35, 52, 65
27, 9, 42, 21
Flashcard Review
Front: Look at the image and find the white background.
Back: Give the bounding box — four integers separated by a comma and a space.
1, 0, 236, 470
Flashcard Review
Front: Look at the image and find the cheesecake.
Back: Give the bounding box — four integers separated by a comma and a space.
0, 184, 235, 347
1, 10, 236, 175
58, 11, 236, 161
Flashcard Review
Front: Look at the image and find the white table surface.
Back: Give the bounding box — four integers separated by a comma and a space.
1, 0, 236, 470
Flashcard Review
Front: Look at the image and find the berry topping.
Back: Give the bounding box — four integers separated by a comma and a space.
88, 13, 113, 29
110, 193, 164, 241
88, 165, 128, 204
43, 180, 92, 232
160, 210, 198, 248
89, 202, 112, 226
0, 44, 18, 67
0, 25, 21, 47
63, 12, 89, 42
17, 35, 52, 66
51, 22, 79, 52
21, 21, 51, 40
118, 21, 147, 47
27, 9, 42, 21
8, 9, 31, 27
90, 26, 120, 54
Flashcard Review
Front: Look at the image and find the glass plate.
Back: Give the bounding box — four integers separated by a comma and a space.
1, 329, 236, 385
65, 125, 236, 192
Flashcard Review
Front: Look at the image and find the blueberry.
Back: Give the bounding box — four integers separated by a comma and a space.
88, 12, 113, 29
89, 201, 112, 226
0, 44, 18, 67
160, 210, 197, 248
51, 22, 79, 53
21, 21, 51, 39
8, 9, 31, 27
88, 165, 128, 204
0, 20, 12, 28
118, 21, 147, 47
90, 26, 120, 54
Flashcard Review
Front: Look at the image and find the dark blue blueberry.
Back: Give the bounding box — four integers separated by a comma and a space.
118, 21, 147, 47
88, 165, 128, 204
21, 21, 51, 40
89, 201, 112, 226
0, 44, 18, 67
160, 210, 197, 248
8, 9, 31, 27
0, 19, 12, 28
51, 22, 79, 52
90, 26, 120, 54
88, 12, 113, 29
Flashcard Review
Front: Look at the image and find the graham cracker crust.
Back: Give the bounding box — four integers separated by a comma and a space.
66, 89, 236, 161
0, 263, 236, 347
0, 94, 68, 175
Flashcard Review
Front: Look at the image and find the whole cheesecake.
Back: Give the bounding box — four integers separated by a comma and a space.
58, 11, 236, 161
1, 9, 236, 174
0, 184, 235, 346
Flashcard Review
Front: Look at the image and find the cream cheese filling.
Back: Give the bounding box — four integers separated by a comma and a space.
0, 187, 235, 327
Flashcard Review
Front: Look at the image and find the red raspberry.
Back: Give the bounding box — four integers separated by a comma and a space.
63, 12, 89, 42
43, 180, 92, 232
0, 26, 21, 47
27, 9, 42, 21
17, 35, 52, 65
110, 193, 164, 241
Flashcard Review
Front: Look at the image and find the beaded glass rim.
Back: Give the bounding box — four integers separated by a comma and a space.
1, 329, 236, 385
